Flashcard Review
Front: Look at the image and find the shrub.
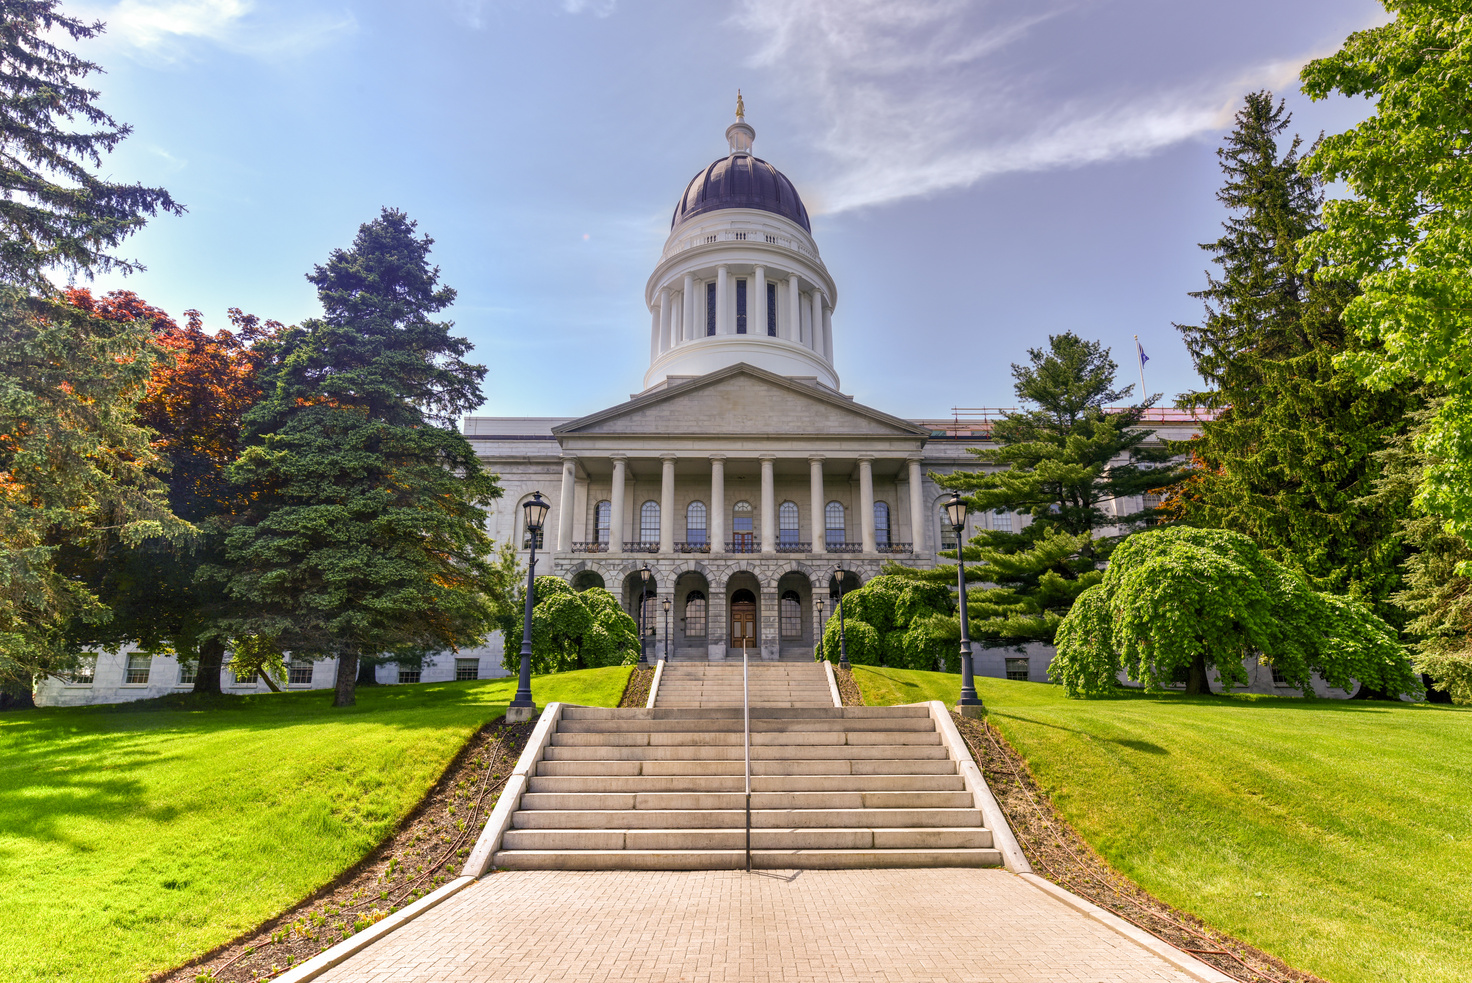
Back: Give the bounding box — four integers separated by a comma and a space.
502, 576, 638, 674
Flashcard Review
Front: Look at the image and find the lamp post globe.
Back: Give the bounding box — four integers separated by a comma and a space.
509, 491, 549, 721
834, 567, 849, 670
637, 564, 652, 665
947, 491, 983, 712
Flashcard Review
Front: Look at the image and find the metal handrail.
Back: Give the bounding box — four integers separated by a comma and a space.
743, 635, 751, 873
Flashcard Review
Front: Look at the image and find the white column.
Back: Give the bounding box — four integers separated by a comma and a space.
716, 265, 730, 335
760, 455, 776, 554
809, 455, 826, 554
822, 300, 834, 361
672, 290, 683, 344
753, 265, 766, 337
808, 291, 823, 352
610, 455, 627, 554
859, 456, 876, 553
683, 273, 696, 341
798, 291, 811, 347
660, 454, 676, 554
710, 455, 726, 554
787, 274, 801, 345
659, 287, 672, 353
649, 306, 660, 362
908, 456, 926, 553
557, 457, 577, 552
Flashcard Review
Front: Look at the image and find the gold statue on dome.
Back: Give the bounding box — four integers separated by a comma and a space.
736, 89, 745, 120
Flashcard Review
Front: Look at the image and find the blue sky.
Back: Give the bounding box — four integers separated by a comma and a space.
72, 0, 1386, 419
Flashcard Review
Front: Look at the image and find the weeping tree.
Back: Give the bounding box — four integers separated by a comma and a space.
818, 575, 955, 670
502, 576, 639, 675
1052, 526, 1421, 699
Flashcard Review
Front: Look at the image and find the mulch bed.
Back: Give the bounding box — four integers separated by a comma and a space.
832, 663, 864, 706
158, 719, 532, 983
619, 666, 656, 708
952, 712, 1326, 983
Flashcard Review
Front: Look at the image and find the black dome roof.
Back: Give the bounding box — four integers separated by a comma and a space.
672, 153, 810, 233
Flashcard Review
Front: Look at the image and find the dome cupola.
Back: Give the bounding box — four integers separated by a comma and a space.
671, 106, 811, 232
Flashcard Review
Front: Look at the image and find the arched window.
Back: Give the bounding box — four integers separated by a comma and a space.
732, 500, 754, 552
993, 509, 1013, 533
686, 501, 707, 546
780, 589, 802, 638
939, 506, 958, 551
640, 501, 660, 543
825, 501, 845, 548
779, 501, 800, 548
684, 590, 707, 637
595, 501, 611, 544
874, 502, 890, 546
522, 499, 544, 550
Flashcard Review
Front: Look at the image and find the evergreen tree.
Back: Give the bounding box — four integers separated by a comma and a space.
213, 209, 502, 707
888, 332, 1180, 649
1171, 91, 1417, 621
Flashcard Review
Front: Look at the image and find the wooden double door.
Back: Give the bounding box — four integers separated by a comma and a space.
730, 588, 757, 649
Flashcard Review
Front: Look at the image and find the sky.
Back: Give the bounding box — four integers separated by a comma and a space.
70, 0, 1388, 420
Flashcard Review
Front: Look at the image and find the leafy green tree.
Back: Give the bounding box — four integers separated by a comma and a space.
213, 209, 501, 707
1300, 5, 1472, 563
1171, 91, 1417, 621
502, 576, 639, 675
888, 332, 1180, 649
818, 575, 954, 670
1052, 526, 1421, 698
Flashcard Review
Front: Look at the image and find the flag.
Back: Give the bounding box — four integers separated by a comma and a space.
1137, 339, 1149, 366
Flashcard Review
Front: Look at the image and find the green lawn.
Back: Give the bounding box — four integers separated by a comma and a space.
854, 665, 1472, 983
0, 667, 630, 983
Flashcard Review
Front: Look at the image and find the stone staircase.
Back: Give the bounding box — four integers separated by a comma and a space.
491, 661, 1001, 870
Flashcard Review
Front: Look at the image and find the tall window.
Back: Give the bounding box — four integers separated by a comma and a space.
288, 661, 313, 685
767, 282, 778, 336
825, 501, 845, 548
706, 282, 716, 335
939, 508, 958, 551
686, 501, 707, 546
993, 509, 1013, 533
125, 653, 151, 685
177, 663, 196, 685
779, 501, 800, 547
732, 500, 754, 551
874, 502, 890, 546
780, 590, 802, 638
684, 590, 707, 636
595, 501, 611, 544
640, 501, 660, 543
67, 656, 96, 685
735, 278, 747, 333
641, 592, 659, 631
1142, 492, 1163, 526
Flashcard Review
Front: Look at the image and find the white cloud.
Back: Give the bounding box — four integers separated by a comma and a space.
82, 0, 354, 63
732, 0, 1326, 214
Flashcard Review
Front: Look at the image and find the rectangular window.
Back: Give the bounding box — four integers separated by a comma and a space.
288, 662, 313, 685
68, 656, 96, 685
177, 663, 196, 686
780, 594, 802, 638
231, 665, 257, 687
125, 654, 151, 685
455, 658, 479, 681
684, 595, 707, 637
1005, 658, 1029, 682
767, 282, 778, 336
735, 278, 747, 334
940, 517, 958, 552
994, 509, 1013, 533
706, 282, 716, 336
1270, 665, 1289, 686
398, 667, 422, 684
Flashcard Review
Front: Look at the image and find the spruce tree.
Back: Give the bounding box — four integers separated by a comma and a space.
888, 332, 1180, 649
1171, 92, 1417, 622
213, 209, 502, 707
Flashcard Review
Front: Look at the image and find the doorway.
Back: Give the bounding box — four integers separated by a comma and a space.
730, 588, 757, 649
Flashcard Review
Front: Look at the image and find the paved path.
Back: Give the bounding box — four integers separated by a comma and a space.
317, 868, 1196, 982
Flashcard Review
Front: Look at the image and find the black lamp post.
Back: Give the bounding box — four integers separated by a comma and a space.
662, 597, 672, 662
637, 565, 652, 665
509, 491, 549, 720
815, 596, 825, 662
834, 567, 849, 670
947, 491, 983, 710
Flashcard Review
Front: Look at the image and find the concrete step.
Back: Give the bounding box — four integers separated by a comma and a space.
549, 731, 941, 747
491, 848, 1003, 870
562, 706, 928, 720
542, 744, 952, 761
518, 790, 976, 811
556, 718, 935, 733
525, 774, 966, 794
536, 758, 959, 777
501, 826, 993, 851
511, 807, 984, 830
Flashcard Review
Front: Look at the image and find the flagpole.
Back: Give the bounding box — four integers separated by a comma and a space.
1134, 334, 1147, 399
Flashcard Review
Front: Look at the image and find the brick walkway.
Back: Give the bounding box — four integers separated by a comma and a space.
316, 869, 1196, 982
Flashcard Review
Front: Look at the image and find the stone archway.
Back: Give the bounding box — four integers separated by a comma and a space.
622, 570, 659, 661
725, 571, 762, 659
673, 570, 712, 660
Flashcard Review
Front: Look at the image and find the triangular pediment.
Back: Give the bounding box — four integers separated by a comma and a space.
553, 364, 928, 438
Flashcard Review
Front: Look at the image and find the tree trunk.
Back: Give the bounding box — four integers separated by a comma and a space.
1184, 653, 1212, 695
192, 639, 225, 695
1423, 673, 1453, 705
333, 652, 358, 707
356, 657, 379, 686
259, 671, 281, 693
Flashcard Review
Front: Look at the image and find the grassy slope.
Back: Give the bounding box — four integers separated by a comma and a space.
0, 667, 630, 983
855, 666, 1472, 983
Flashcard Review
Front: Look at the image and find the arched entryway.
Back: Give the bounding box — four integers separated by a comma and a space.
730, 589, 756, 650
622, 570, 659, 661
725, 571, 762, 658
777, 571, 813, 657
571, 569, 605, 592
673, 570, 711, 660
